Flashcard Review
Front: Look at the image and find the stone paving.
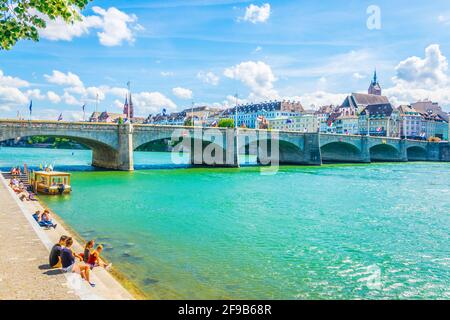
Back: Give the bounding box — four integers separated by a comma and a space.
0, 175, 134, 300
0, 178, 79, 300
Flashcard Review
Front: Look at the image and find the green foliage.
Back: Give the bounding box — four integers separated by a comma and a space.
25, 136, 88, 149
184, 118, 193, 126
0, 0, 91, 50
218, 118, 234, 128
118, 117, 124, 124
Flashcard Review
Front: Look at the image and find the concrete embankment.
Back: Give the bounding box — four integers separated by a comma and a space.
0, 174, 134, 300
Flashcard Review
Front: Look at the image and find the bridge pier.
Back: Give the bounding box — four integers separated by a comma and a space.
117, 123, 134, 171
91, 123, 134, 171
440, 142, 450, 161
426, 142, 441, 162
399, 140, 408, 162
359, 136, 371, 163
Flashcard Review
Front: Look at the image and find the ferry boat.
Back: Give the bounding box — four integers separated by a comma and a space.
30, 171, 72, 195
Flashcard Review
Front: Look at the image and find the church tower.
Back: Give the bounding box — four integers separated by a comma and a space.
123, 82, 134, 120
368, 70, 382, 95
128, 92, 134, 119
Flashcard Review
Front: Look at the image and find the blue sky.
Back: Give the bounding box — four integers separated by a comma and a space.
1, 0, 450, 120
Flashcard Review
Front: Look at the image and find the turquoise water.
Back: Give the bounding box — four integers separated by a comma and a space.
1, 147, 450, 299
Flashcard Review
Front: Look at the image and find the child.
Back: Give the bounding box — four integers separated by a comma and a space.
86, 245, 112, 270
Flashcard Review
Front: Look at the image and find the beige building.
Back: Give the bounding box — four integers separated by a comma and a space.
268, 114, 318, 132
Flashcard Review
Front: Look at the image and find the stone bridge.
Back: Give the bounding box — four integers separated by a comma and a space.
319, 134, 445, 163
0, 120, 448, 171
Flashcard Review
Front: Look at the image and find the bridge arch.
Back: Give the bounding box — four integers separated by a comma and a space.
133, 128, 235, 167
320, 141, 364, 163
0, 122, 128, 170
407, 146, 427, 161
370, 144, 401, 162
0, 133, 121, 170
239, 137, 304, 165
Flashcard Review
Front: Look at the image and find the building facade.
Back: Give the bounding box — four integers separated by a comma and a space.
268, 114, 318, 132
359, 103, 400, 137
397, 105, 422, 139
221, 100, 304, 129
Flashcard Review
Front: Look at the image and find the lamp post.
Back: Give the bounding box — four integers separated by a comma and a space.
191, 101, 195, 126
234, 94, 239, 128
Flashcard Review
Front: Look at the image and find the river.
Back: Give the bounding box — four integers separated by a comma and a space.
1, 147, 449, 299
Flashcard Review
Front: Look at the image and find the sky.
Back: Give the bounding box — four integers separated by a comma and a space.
1, 0, 450, 120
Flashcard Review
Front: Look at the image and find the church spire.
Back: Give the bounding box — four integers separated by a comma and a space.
368, 69, 382, 96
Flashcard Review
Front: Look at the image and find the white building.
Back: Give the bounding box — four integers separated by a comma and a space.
268, 114, 318, 132
397, 105, 422, 139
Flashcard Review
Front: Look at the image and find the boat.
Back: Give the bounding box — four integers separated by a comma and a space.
30, 171, 72, 195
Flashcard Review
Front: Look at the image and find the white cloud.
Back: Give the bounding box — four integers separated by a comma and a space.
224, 61, 278, 100
393, 44, 448, 87
242, 4, 271, 24
284, 92, 347, 110
47, 91, 61, 104
197, 71, 220, 86
0, 70, 29, 88
92, 6, 139, 46
252, 46, 263, 54
280, 49, 377, 78
39, 14, 102, 41
26, 89, 45, 100
0, 69, 31, 108
161, 71, 174, 77
438, 15, 450, 25
45, 70, 84, 88
352, 72, 366, 80
62, 92, 82, 106
0, 87, 28, 105
134, 92, 177, 114
172, 87, 193, 100
382, 44, 450, 107
39, 6, 141, 47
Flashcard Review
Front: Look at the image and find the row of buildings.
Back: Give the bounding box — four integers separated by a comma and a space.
89, 72, 450, 141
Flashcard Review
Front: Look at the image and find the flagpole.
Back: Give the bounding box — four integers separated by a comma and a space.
28, 100, 32, 122
366, 110, 370, 136
191, 101, 194, 126
95, 93, 99, 113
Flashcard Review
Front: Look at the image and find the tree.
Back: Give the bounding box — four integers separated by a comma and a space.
184, 118, 193, 126
0, 0, 91, 50
218, 118, 234, 128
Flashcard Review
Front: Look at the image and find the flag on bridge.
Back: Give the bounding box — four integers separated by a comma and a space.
29, 100, 33, 115
57, 113, 63, 121
376, 127, 382, 132
286, 119, 293, 124
82, 104, 86, 121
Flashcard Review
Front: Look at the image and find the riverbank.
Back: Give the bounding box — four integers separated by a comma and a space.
0, 174, 136, 300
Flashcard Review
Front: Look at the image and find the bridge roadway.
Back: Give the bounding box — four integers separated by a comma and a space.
0, 120, 449, 171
